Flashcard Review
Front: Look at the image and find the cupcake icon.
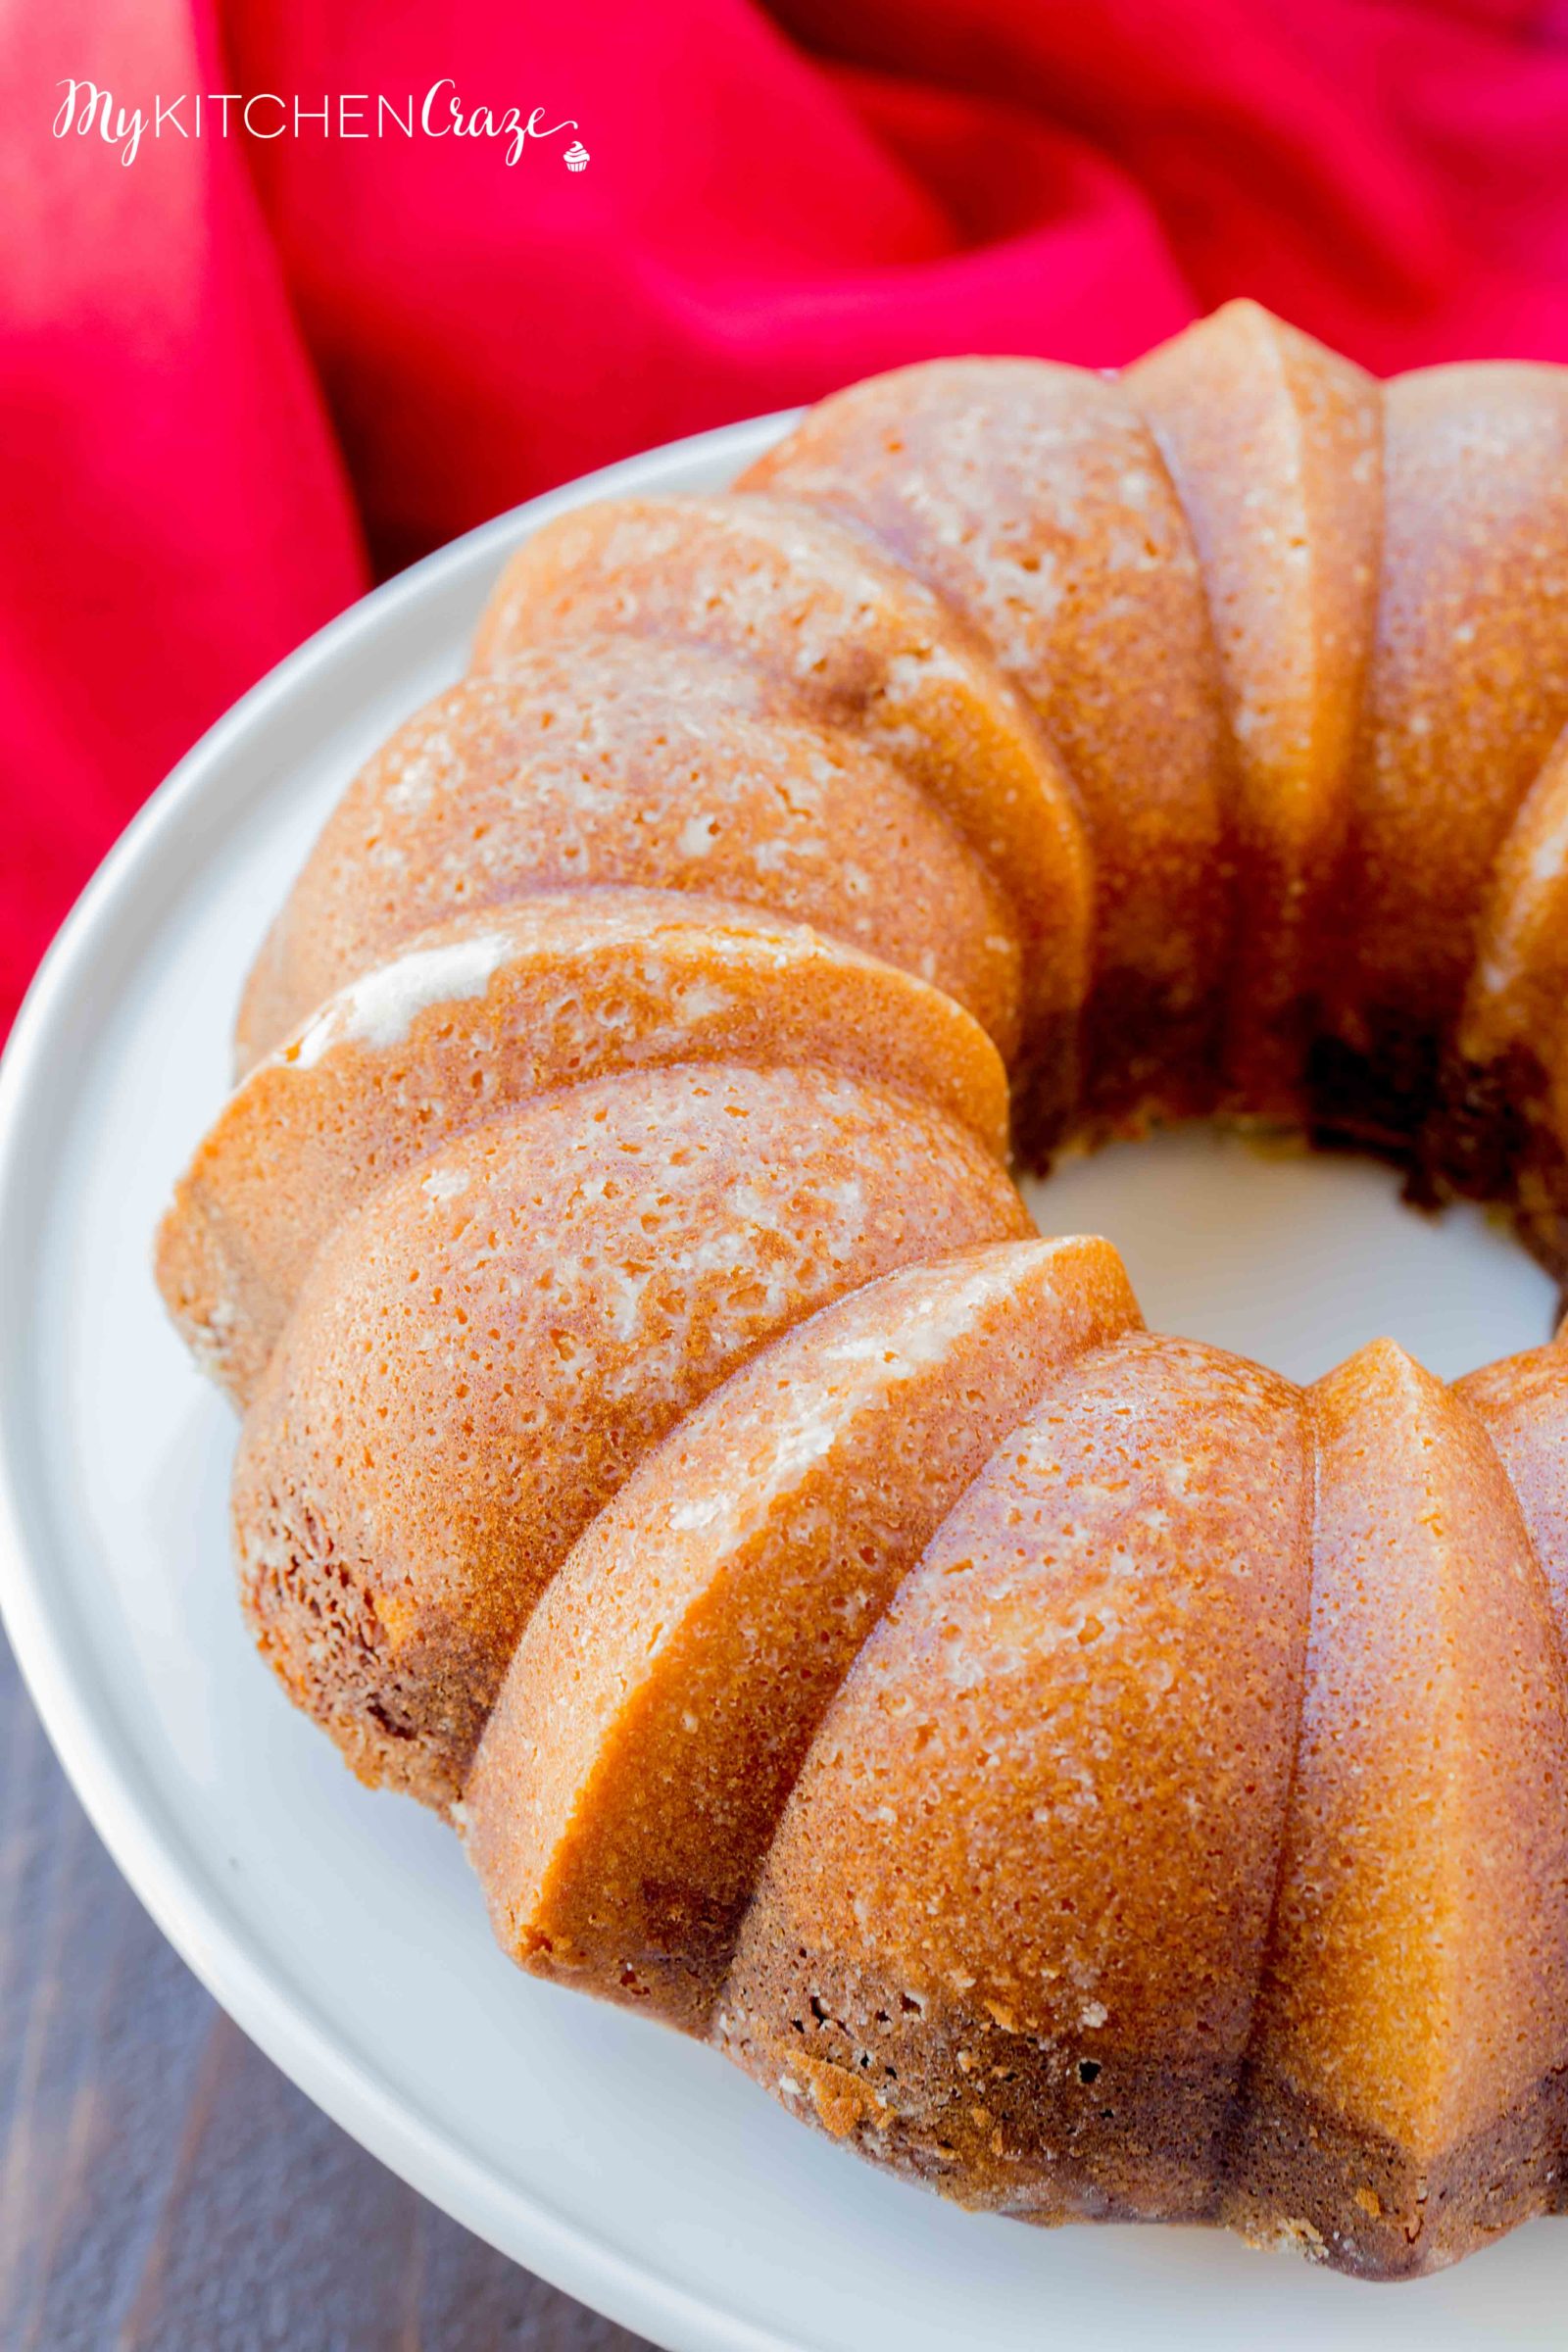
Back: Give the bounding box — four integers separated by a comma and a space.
564, 140, 589, 172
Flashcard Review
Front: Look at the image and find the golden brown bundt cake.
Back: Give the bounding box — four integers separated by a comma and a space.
158, 299, 1568, 2278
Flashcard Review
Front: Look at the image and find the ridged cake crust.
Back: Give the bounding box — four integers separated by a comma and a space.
1222, 1345, 1568, 2272
230, 1062, 1027, 1808
740, 357, 1235, 1127
466, 1237, 1141, 2033
470, 492, 1094, 1063
234, 638, 1022, 1073
1128, 301, 1383, 1110
1315, 365, 1568, 1148
158, 889, 1009, 1407
158, 302, 1568, 2279
718, 1334, 1313, 2227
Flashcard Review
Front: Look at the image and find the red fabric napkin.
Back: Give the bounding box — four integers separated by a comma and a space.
6, 0, 1568, 1032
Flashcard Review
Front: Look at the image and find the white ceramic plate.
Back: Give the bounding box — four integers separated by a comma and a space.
2, 416, 1564, 2352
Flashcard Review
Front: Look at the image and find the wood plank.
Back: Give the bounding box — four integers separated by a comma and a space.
0, 1629, 651, 2351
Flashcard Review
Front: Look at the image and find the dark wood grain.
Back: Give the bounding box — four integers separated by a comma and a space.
0, 1626, 654, 2352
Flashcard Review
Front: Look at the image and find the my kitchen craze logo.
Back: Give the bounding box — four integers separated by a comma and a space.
54, 79, 589, 170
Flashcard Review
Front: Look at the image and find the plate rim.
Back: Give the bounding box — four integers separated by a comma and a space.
0, 410, 823, 2352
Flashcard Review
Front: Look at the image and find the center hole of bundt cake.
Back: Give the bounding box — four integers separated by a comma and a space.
1019, 1128, 1557, 1386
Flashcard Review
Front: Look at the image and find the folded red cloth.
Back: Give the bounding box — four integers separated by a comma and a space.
5, 0, 1568, 1030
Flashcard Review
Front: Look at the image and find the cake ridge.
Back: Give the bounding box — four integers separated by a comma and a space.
466, 1235, 1142, 2034
470, 485, 1099, 1045
740, 352, 1239, 1134
1206, 1335, 1322, 2229
1128, 300, 1385, 1112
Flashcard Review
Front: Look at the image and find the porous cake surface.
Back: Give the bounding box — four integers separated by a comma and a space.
235, 638, 1022, 1073
719, 1335, 1312, 2226
471, 491, 1093, 1049
230, 1061, 1025, 1808
158, 888, 1009, 1406
467, 1237, 1140, 2031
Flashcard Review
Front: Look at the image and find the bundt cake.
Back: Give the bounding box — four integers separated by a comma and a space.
157, 300, 1568, 2280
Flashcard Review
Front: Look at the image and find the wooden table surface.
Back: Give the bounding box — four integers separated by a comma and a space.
0, 1624, 654, 2352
